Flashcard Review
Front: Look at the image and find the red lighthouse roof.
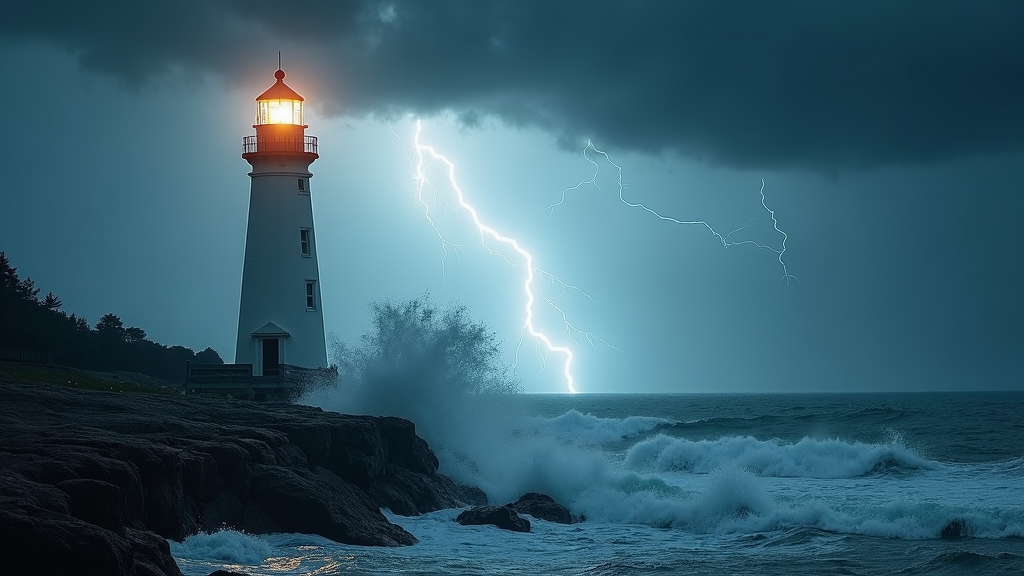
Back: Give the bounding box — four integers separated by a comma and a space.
256, 69, 304, 102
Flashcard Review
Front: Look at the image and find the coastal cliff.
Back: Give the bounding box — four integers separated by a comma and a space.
0, 379, 486, 576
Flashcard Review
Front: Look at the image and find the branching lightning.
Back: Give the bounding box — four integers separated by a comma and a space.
548, 141, 798, 285
390, 123, 463, 277
409, 119, 580, 394
397, 122, 797, 395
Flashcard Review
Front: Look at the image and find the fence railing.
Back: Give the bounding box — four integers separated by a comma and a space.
184, 362, 336, 401
242, 135, 318, 155
0, 347, 52, 364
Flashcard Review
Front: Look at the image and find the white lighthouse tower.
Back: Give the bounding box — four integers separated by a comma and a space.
234, 67, 327, 375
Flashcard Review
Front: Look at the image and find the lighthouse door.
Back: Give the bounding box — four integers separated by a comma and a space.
262, 338, 280, 376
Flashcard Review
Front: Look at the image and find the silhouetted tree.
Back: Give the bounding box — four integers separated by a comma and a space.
0, 252, 221, 382
124, 327, 147, 344
68, 313, 90, 333
96, 313, 126, 341
195, 347, 224, 364
42, 292, 62, 310
1, 251, 39, 349
0, 254, 39, 303
0, 252, 18, 293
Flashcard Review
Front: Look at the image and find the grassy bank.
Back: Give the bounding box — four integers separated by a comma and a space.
0, 361, 178, 395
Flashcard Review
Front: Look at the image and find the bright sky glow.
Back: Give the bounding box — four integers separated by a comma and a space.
549, 141, 797, 285
411, 120, 579, 394
403, 122, 798, 395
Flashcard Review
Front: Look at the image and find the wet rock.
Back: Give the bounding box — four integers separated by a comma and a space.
369, 464, 488, 516
455, 505, 531, 532
126, 527, 184, 576
0, 504, 144, 576
248, 463, 415, 546
55, 478, 127, 535
507, 492, 573, 524
1, 379, 487, 575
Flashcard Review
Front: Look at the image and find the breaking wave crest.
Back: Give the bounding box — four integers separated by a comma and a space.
624, 434, 936, 478
570, 465, 1024, 540
526, 409, 674, 444
170, 530, 272, 565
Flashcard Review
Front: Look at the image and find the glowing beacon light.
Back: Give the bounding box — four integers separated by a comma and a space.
243, 69, 317, 157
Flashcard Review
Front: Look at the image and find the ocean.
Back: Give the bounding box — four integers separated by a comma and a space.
171, 392, 1024, 575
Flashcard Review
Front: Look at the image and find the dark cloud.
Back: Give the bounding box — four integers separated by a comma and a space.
4, 0, 1021, 171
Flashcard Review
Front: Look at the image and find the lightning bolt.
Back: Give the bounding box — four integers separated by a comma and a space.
548, 141, 798, 285
409, 120, 579, 394
398, 123, 796, 395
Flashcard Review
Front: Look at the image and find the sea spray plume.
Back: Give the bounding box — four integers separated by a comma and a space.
304, 295, 520, 450
309, 338, 752, 516
300, 299, 629, 504
308, 299, 933, 523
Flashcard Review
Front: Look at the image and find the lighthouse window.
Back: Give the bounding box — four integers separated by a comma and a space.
297, 178, 307, 193
305, 281, 317, 310
300, 228, 311, 256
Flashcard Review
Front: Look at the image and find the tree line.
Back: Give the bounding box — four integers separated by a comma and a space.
1, 251, 221, 382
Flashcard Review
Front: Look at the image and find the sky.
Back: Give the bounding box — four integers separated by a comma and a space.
0, 1, 1021, 394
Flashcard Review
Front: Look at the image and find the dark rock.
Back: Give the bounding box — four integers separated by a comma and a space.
248, 464, 416, 546
198, 490, 245, 533
324, 419, 388, 487
0, 379, 490, 575
206, 570, 252, 576
376, 416, 439, 475
276, 422, 332, 467
185, 440, 252, 495
0, 470, 71, 515
0, 504, 155, 576
507, 492, 573, 524
126, 527, 185, 576
455, 505, 531, 532
368, 464, 489, 516
239, 497, 285, 535
56, 478, 127, 535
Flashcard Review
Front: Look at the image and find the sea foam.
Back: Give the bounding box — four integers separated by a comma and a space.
569, 464, 1024, 539
624, 433, 937, 478
170, 530, 272, 565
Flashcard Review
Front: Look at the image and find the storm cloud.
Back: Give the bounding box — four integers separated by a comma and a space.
3, 1, 1021, 171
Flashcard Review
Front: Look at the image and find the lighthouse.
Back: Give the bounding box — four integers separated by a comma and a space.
234, 68, 327, 375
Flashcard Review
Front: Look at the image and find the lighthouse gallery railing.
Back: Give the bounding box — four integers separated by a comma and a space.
242, 135, 318, 155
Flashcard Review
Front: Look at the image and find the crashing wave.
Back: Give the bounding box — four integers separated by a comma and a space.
623, 434, 937, 478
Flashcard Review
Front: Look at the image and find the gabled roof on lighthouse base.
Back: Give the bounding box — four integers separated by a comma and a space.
250, 321, 291, 338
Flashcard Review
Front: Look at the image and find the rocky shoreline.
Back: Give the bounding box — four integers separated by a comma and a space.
0, 379, 486, 576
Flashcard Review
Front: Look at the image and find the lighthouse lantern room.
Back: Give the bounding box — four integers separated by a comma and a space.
235, 67, 327, 376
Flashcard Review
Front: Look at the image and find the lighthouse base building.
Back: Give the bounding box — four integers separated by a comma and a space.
186, 67, 330, 400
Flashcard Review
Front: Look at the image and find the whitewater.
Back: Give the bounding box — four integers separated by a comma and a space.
172, 392, 1024, 575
